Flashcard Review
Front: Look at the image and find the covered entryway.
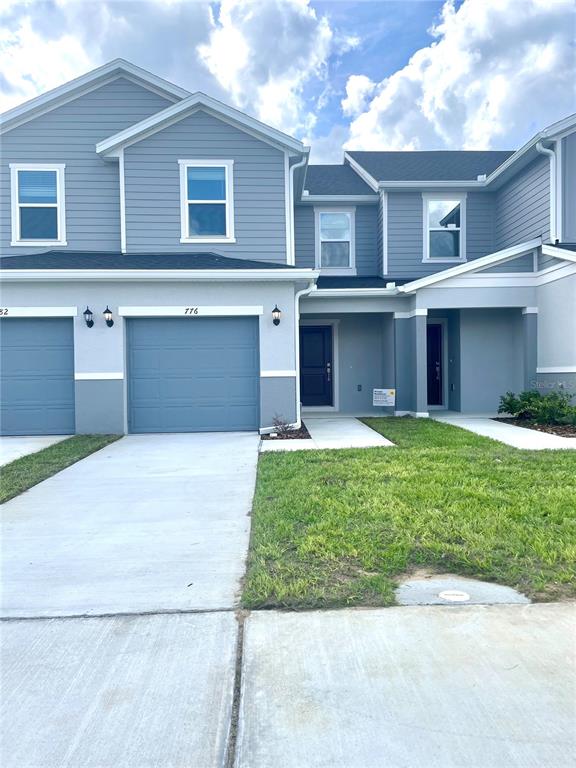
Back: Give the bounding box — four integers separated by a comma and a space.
0, 318, 75, 435
127, 316, 259, 433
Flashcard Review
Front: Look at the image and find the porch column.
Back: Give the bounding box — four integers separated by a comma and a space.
522, 307, 538, 390
412, 311, 429, 416
393, 310, 428, 416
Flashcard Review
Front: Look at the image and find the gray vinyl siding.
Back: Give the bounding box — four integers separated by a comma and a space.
294, 204, 379, 274
123, 110, 287, 262
294, 206, 314, 268
494, 156, 550, 249
562, 132, 576, 242
376, 194, 384, 275
0, 77, 173, 256
386, 192, 422, 277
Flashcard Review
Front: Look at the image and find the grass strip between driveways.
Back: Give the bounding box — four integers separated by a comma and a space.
243, 418, 576, 610
0, 435, 121, 504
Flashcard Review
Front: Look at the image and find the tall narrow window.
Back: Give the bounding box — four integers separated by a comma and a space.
316, 209, 355, 270
423, 195, 466, 261
10, 164, 66, 245
179, 160, 235, 242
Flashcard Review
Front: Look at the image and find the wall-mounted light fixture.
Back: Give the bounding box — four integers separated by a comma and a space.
83, 306, 94, 328
103, 306, 114, 328
272, 305, 281, 326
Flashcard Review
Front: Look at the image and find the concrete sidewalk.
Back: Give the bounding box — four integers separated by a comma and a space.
433, 415, 576, 449
236, 604, 575, 768
0, 435, 68, 466
260, 417, 393, 452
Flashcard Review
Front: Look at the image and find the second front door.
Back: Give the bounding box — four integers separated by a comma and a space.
300, 326, 333, 407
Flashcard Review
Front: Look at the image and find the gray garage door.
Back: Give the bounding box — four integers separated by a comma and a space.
127, 317, 260, 433
0, 318, 75, 435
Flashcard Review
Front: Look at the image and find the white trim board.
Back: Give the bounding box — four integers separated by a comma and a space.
119, 305, 264, 317
260, 370, 297, 377
75, 372, 124, 380
1, 268, 319, 282
0, 306, 77, 317
537, 366, 576, 374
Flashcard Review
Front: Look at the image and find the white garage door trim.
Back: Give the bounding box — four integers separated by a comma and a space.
0, 306, 77, 317
119, 305, 264, 317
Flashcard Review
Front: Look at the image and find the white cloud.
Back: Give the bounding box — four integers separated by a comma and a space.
341, 74, 376, 117
344, 0, 576, 151
198, 0, 346, 137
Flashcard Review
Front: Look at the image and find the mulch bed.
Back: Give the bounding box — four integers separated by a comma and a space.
261, 422, 312, 440
494, 418, 576, 438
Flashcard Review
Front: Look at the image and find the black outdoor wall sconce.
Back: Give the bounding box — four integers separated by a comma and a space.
83, 306, 94, 328
103, 306, 114, 328
272, 305, 281, 326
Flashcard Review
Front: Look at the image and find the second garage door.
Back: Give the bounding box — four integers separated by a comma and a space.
127, 316, 260, 433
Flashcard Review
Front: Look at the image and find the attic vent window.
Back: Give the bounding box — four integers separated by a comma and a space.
179, 159, 235, 244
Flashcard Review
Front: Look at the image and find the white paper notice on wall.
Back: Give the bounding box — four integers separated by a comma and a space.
373, 388, 396, 407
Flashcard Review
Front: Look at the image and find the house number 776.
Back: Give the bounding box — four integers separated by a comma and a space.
184, 307, 199, 315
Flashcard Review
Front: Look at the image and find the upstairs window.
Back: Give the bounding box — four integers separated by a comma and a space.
179, 160, 235, 243
10, 164, 66, 246
423, 195, 466, 261
315, 209, 355, 271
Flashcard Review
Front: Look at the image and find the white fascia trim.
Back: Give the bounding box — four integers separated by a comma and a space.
422, 192, 467, 263
311, 288, 398, 298
542, 244, 576, 263
424, 262, 576, 289
522, 307, 539, 314
0, 59, 188, 135
75, 372, 124, 380
0, 306, 77, 317
342, 153, 379, 192
261, 370, 297, 377
300, 195, 379, 204
10, 163, 67, 247
178, 159, 235, 243
399, 238, 542, 293
0, 268, 320, 282
537, 366, 576, 374
97, 92, 304, 156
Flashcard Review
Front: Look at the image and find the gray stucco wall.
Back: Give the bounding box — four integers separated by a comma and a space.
494, 156, 550, 249
562, 133, 576, 242
301, 313, 393, 413
294, 204, 379, 274
536, 273, 576, 372
459, 308, 524, 412
1, 278, 300, 432
1, 77, 173, 256
123, 110, 287, 261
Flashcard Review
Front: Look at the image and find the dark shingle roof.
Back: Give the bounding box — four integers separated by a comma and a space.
347, 150, 514, 182
304, 165, 376, 196
316, 276, 416, 289
0, 251, 292, 270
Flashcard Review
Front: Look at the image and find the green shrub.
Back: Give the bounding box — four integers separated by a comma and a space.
499, 389, 576, 424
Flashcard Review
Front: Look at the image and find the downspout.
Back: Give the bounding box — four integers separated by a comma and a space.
536, 140, 557, 242
294, 279, 317, 427
288, 151, 309, 265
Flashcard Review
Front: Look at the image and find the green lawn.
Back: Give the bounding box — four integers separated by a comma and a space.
243, 418, 576, 609
0, 435, 121, 504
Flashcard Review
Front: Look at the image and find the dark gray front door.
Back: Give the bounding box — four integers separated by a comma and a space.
300, 325, 333, 407
427, 323, 443, 406
0, 318, 75, 435
127, 317, 259, 433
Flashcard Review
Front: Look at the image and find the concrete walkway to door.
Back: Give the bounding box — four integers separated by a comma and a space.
1, 432, 259, 617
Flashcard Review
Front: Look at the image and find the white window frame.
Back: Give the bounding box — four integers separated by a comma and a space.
10, 163, 67, 247
179, 159, 235, 244
314, 207, 356, 274
422, 193, 466, 263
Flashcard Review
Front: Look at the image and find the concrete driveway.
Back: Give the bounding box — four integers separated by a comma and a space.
0, 435, 68, 466
1, 433, 258, 617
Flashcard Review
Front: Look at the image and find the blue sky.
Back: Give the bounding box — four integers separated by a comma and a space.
1, 0, 574, 162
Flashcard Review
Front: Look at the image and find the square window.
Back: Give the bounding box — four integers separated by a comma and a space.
20, 207, 58, 240
187, 167, 226, 200
188, 203, 227, 236
18, 170, 57, 204
321, 241, 350, 268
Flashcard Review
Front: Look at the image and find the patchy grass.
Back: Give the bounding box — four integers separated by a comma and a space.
0, 435, 121, 504
243, 418, 576, 609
